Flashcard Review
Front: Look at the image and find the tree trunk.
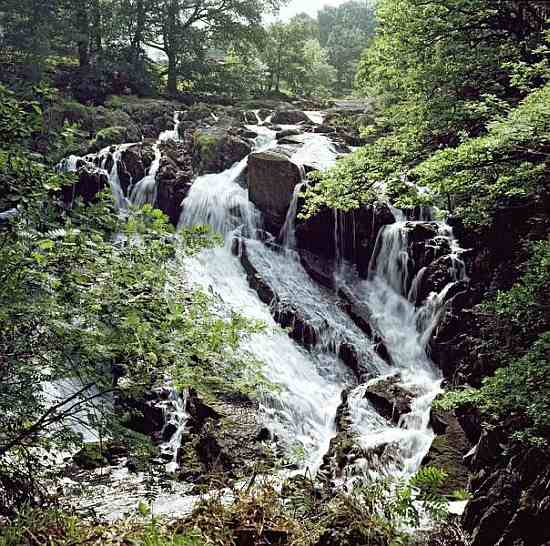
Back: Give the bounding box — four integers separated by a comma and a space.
167, 52, 178, 95
76, 4, 90, 68
132, 0, 145, 63
165, 0, 178, 95
91, 0, 102, 55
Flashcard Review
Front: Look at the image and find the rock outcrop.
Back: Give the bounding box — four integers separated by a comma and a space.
192, 128, 251, 175
62, 162, 108, 204
248, 148, 303, 233
271, 110, 310, 125
364, 375, 414, 424
295, 202, 395, 279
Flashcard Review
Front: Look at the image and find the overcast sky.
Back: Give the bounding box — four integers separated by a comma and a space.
271, 0, 348, 21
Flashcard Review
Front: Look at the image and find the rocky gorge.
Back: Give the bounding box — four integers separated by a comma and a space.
25, 93, 548, 545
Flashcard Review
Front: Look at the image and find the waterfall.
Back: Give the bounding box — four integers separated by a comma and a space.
159, 383, 190, 474
58, 106, 470, 517
279, 181, 305, 250
177, 127, 381, 471
58, 112, 183, 211
130, 112, 182, 207
339, 208, 468, 478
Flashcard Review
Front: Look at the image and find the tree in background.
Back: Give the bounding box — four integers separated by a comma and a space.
318, 0, 375, 94
304, 0, 550, 223
261, 15, 335, 96
143, 0, 281, 95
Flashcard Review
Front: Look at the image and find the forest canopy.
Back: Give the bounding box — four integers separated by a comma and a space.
0, 0, 376, 99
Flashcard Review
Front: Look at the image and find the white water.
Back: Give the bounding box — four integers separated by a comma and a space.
176, 120, 468, 479
59, 108, 468, 517
158, 382, 190, 474
179, 127, 359, 470
337, 210, 467, 479
59, 112, 183, 211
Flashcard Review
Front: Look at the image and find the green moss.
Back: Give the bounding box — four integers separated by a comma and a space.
193, 131, 219, 165
73, 443, 109, 469
181, 103, 212, 122
90, 125, 128, 151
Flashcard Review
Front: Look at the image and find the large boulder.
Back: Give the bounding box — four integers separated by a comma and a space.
192, 128, 251, 175
248, 148, 303, 233
364, 375, 414, 424
62, 163, 108, 204
156, 160, 192, 225
156, 139, 193, 224
88, 126, 136, 153
422, 406, 471, 496
118, 143, 155, 193
271, 110, 310, 125
295, 202, 395, 278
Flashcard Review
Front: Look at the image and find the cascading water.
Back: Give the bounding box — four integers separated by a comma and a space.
130, 112, 182, 207
59, 112, 183, 211
60, 106, 468, 519
337, 208, 468, 479
159, 383, 190, 474
178, 127, 362, 470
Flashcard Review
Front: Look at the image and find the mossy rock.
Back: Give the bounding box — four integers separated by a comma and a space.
73, 443, 110, 470
89, 126, 128, 152
193, 131, 219, 164
423, 409, 471, 496
180, 103, 213, 122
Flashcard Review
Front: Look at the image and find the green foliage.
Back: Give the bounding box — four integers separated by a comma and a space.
0, 508, 205, 546
89, 125, 128, 151
0, 88, 266, 513
440, 333, 550, 446
413, 84, 550, 225
185, 469, 448, 546
436, 242, 550, 445
484, 240, 550, 336
305, 0, 550, 224
318, 1, 376, 94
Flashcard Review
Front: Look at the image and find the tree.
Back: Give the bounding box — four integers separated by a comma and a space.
303, 0, 550, 219
299, 39, 336, 97
318, 0, 375, 94
144, 0, 281, 95
261, 16, 317, 93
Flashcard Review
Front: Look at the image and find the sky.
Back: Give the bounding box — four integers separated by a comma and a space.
273, 0, 347, 21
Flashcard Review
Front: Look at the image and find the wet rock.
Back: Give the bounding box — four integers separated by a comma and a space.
464, 427, 505, 471
118, 143, 155, 193
115, 390, 165, 436
179, 103, 213, 122
238, 239, 317, 346
248, 148, 303, 233
462, 443, 550, 546
181, 390, 274, 482
156, 161, 192, 225
271, 110, 310, 124
150, 138, 194, 224
276, 128, 302, 140
62, 165, 108, 204
364, 375, 414, 424
192, 128, 251, 175
313, 124, 337, 134
295, 202, 395, 278
186, 389, 222, 434
73, 441, 129, 470
239, 110, 260, 124
73, 443, 109, 469
423, 407, 471, 496
298, 249, 336, 289
88, 126, 139, 153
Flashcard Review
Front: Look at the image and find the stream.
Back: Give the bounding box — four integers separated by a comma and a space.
60, 110, 467, 518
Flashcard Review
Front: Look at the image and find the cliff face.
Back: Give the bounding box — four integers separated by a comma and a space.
429, 192, 550, 546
